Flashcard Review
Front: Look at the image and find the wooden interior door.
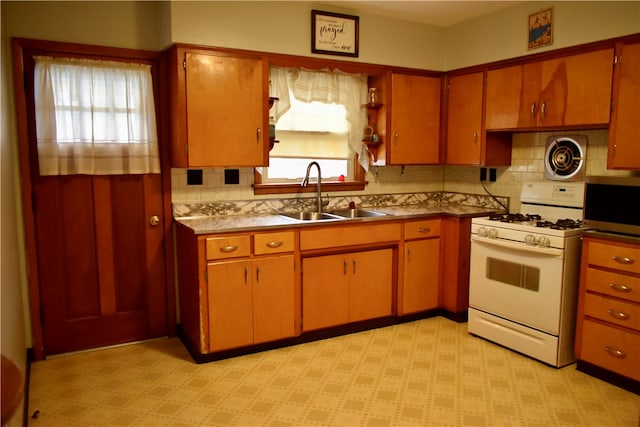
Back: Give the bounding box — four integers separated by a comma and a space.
34, 174, 169, 355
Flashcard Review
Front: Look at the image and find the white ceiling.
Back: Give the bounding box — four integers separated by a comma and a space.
317, 1, 524, 27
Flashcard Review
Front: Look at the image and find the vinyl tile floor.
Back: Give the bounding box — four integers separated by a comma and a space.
27, 317, 640, 426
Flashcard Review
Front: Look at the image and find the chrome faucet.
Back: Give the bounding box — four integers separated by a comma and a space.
301, 161, 323, 213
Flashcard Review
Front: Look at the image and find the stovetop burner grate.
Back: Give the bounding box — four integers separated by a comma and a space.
489, 213, 583, 229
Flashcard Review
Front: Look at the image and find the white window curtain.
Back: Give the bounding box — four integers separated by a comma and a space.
270, 65, 370, 170
34, 56, 160, 175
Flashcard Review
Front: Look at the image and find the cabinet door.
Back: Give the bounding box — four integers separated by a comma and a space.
446, 72, 484, 164
486, 49, 613, 130
185, 52, 267, 167
302, 254, 349, 331
402, 239, 440, 314
208, 260, 254, 352
253, 255, 296, 344
537, 49, 613, 127
485, 65, 524, 130
608, 42, 640, 170
390, 73, 440, 165
349, 248, 394, 322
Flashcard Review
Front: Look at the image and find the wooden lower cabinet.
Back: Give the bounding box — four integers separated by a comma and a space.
302, 248, 394, 331
208, 255, 295, 352
440, 217, 472, 315
576, 235, 640, 384
401, 219, 441, 314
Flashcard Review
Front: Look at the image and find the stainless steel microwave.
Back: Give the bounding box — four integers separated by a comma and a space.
583, 175, 640, 236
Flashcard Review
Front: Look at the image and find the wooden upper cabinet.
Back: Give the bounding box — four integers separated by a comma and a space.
167, 46, 269, 168
608, 42, 640, 170
388, 73, 441, 165
486, 48, 614, 130
446, 72, 512, 166
445, 72, 483, 165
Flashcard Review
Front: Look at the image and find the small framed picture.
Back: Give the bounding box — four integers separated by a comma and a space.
311, 10, 359, 57
528, 7, 553, 50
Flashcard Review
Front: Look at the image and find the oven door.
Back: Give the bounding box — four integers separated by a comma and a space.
469, 235, 565, 335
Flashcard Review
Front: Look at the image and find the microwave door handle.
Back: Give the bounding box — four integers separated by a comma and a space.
471, 235, 565, 258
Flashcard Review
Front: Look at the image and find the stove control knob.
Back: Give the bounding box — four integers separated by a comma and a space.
524, 234, 537, 246
477, 227, 488, 237
488, 228, 498, 239
537, 236, 551, 248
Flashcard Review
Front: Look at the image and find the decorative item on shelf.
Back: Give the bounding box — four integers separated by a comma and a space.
268, 114, 278, 151
362, 125, 380, 146
368, 87, 378, 106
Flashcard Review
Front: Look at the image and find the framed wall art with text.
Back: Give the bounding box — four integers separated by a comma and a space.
311, 10, 359, 57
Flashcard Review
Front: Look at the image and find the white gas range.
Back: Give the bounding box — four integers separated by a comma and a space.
468, 181, 589, 367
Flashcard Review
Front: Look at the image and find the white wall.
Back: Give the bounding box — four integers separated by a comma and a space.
1, 4, 28, 424
444, 1, 640, 70
168, 1, 446, 70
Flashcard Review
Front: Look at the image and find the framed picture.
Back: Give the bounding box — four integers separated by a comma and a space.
311, 10, 359, 57
528, 7, 553, 50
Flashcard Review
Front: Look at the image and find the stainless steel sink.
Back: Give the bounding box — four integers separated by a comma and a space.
330, 208, 388, 218
279, 211, 343, 221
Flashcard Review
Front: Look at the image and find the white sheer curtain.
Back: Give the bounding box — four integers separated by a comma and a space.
34, 56, 160, 175
270, 65, 370, 170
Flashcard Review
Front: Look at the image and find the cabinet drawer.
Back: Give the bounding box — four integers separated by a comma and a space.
584, 293, 640, 331
585, 267, 640, 303
588, 241, 640, 274
205, 235, 251, 260
580, 319, 640, 381
404, 218, 441, 240
300, 223, 401, 251
254, 231, 294, 255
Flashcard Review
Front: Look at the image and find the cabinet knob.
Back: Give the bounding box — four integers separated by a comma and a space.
220, 245, 239, 253
266, 241, 283, 248
149, 215, 160, 226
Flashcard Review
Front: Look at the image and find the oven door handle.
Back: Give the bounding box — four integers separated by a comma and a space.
471, 235, 565, 258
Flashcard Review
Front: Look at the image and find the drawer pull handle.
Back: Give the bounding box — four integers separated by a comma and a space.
220, 245, 239, 253
604, 346, 627, 359
607, 309, 630, 320
609, 283, 632, 293
266, 241, 283, 248
612, 255, 635, 265
417, 227, 431, 234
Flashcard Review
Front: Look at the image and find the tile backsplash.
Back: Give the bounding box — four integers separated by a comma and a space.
171, 129, 635, 213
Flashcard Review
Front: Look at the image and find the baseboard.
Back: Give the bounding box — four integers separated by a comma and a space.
576, 360, 640, 395
177, 309, 452, 364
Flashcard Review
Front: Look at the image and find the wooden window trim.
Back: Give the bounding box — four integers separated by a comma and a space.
253, 156, 366, 195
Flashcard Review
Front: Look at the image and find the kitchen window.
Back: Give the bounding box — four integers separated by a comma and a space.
254, 66, 369, 195
34, 56, 160, 175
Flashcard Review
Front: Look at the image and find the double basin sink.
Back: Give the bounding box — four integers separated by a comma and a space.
280, 208, 387, 222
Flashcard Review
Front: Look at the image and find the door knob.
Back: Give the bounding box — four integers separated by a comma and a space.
149, 215, 160, 226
